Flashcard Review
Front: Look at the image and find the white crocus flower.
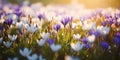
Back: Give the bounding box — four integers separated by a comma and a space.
97, 26, 110, 36
65, 55, 80, 60
3, 41, 12, 48
19, 48, 32, 57
72, 23, 78, 28
37, 39, 46, 46
12, 14, 18, 25
20, 17, 29, 24
73, 34, 81, 40
16, 22, 24, 29
39, 55, 46, 60
41, 32, 50, 40
0, 37, 3, 43
27, 54, 38, 60
87, 35, 96, 43
8, 57, 18, 60
8, 35, 17, 41
71, 42, 83, 52
25, 24, 38, 33
50, 44, 61, 52
117, 18, 120, 24
82, 21, 96, 31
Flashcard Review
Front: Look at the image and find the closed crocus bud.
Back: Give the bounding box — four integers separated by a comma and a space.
61, 17, 72, 27
53, 24, 61, 32
38, 14, 44, 19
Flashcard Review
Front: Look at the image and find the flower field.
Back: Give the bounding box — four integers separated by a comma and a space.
0, 1, 120, 60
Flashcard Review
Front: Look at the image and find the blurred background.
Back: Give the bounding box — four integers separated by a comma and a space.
1, 0, 120, 8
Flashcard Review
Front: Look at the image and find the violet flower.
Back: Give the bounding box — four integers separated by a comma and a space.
4, 19, 12, 25
100, 42, 109, 50
14, 11, 22, 17
46, 38, 54, 45
81, 37, 88, 44
0, 25, 4, 30
83, 44, 90, 49
89, 30, 99, 37
38, 14, 44, 19
113, 33, 120, 46
53, 24, 61, 32
101, 21, 107, 26
61, 17, 72, 27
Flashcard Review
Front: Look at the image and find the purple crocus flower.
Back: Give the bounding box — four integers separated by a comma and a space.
4, 19, 12, 25
46, 38, 54, 45
83, 44, 90, 49
0, 25, 4, 30
113, 33, 120, 46
101, 21, 107, 26
53, 24, 61, 32
61, 17, 72, 27
115, 13, 120, 19
89, 30, 99, 37
38, 14, 44, 19
81, 37, 88, 44
100, 42, 109, 50
14, 10, 22, 17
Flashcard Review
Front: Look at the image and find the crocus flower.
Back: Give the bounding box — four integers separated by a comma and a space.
0, 25, 4, 30
37, 39, 46, 46
3, 41, 12, 48
16, 22, 24, 29
27, 54, 38, 60
8, 35, 17, 41
19, 48, 32, 57
53, 24, 61, 32
39, 55, 46, 60
81, 37, 88, 44
117, 18, 120, 24
100, 42, 109, 50
14, 11, 22, 17
8, 57, 18, 60
65, 55, 80, 60
4, 19, 12, 25
46, 39, 54, 45
71, 42, 83, 52
113, 33, 120, 46
89, 30, 99, 37
38, 14, 44, 19
101, 21, 107, 26
20, 17, 29, 24
61, 17, 72, 27
50, 43, 61, 52
41, 32, 50, 40
97, 26, 110, 36
87, 35, 96, 43
82, 21, 96, 31
0, 37, 3, 43
25, 24, 38, 33
73, 34, 81, 40
83, 44, 90, 49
